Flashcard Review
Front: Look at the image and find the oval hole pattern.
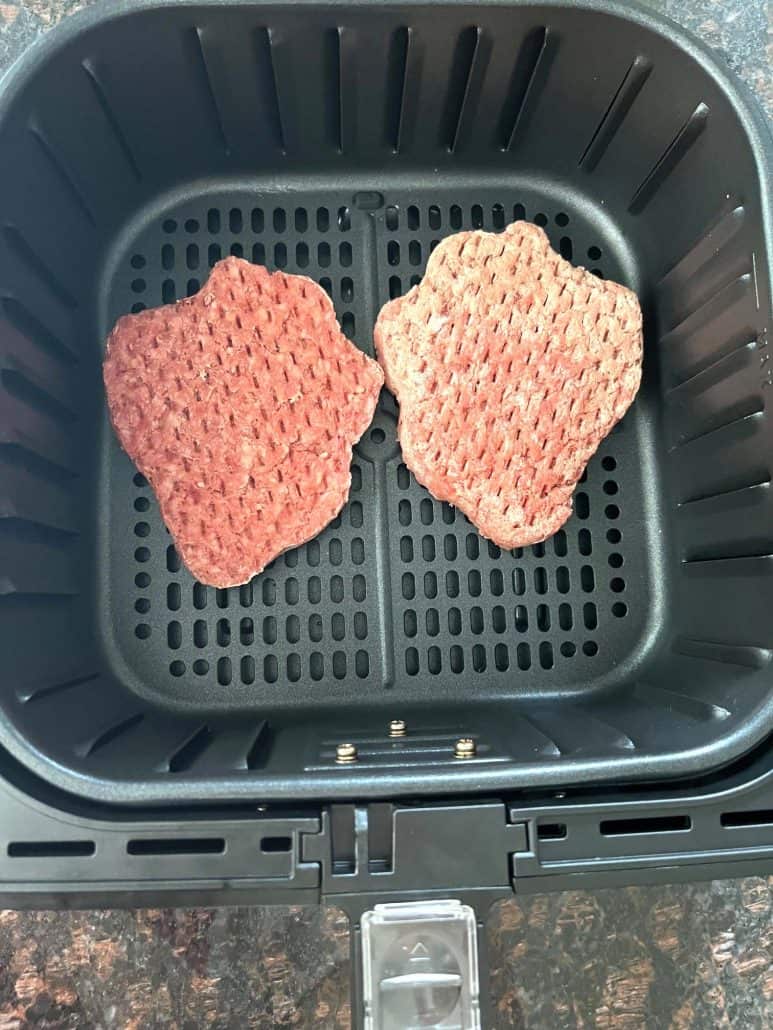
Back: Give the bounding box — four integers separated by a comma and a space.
124, 204, 624, 693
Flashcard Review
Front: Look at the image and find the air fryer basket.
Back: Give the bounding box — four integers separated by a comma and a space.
0, 0, 771, 804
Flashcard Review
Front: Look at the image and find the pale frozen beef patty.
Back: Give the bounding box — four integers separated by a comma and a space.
374, 221, 643, 548
104, 257, 383, 587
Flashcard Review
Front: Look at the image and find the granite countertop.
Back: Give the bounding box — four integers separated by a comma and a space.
0, 0, 771, 1027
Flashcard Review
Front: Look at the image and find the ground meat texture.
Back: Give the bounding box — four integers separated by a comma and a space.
374, 221, 643, 549
104, 257, 383, 588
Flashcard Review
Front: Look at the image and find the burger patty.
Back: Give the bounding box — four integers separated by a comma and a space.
104, 257, 383, 587
374, 221, 643, 548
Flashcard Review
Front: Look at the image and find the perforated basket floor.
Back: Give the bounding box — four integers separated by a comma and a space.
102, 188, 658, 712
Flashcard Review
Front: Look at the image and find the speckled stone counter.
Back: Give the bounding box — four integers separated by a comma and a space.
0, 0, 771, 1027
1, 881, 772, 1028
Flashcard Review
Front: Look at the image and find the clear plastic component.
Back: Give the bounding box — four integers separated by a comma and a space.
361, 900, 480, 1029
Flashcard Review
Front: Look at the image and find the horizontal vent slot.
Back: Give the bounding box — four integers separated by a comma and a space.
7, 840, 95, 858
127, 837, 225, 856
536, 822, 567, 840
260, 835, 292, 853
600, 815, 691, 836
721, 809, 773, 828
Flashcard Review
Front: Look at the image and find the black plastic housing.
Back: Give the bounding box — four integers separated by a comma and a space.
0, 0, 771, 805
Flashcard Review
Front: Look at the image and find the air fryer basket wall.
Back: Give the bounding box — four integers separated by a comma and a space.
0, 0, 771, 803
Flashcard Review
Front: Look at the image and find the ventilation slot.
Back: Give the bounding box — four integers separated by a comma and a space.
8, 840, 95, 858
721, 810, 773, 828
261, 835, 292, 853
600, 815, 691, 835
536, 822, 567, 841
127, 838, 225, 856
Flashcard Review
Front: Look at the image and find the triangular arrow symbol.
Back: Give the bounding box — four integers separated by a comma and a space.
410, 942, 430, 958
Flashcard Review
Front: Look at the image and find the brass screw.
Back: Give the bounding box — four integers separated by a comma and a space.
454, 737, 477, 759
389, 719, 407, 737
335, 742, 358, 764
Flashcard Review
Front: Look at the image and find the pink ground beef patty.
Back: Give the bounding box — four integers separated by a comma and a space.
104, 257, 383, 587
375, 221, 643, 549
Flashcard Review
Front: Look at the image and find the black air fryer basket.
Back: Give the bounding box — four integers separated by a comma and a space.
0, 0, 771, 1024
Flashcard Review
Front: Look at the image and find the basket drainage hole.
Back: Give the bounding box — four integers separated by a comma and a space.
560, 642, 576, 658
582, 641, 598, 657
135, 623, 151, 639
612, 602, 628, 618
